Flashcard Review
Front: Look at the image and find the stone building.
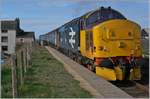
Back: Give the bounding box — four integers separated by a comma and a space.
16, 31, 35, 44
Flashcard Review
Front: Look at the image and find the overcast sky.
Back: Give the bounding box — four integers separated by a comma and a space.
0, 0, 149, 38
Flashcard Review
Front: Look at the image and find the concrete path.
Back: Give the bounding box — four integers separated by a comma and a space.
46, 46, 132, 98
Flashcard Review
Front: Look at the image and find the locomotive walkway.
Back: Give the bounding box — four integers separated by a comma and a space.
46, 46, 132, 98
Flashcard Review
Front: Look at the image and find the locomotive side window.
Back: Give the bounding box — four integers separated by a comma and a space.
100, 9, 125, 20
85, 9, 126, 29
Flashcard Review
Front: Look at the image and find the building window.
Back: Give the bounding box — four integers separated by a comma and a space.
1, 30, 8, 33
2, 46, 8, 51
1, 36, 8, 42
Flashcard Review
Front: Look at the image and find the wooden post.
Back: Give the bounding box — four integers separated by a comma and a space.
17, 51, 22, 86
15, 53, 20, 96
25, 47, 28, 70
20, 51, 24, 85
27, 47, 31, 67
22, 49, 26, 73
11, 54, 18, 98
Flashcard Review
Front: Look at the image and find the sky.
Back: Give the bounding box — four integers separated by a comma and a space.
0, 0, 149, 38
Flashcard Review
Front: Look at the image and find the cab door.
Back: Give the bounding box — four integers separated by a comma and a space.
80, 29, 94, 60
85, 30, 94, 58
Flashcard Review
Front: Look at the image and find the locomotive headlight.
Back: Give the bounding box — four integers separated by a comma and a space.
118, 42, 126, 48
103, 46, 107, 51
111, 31, 116, 37
99, 46, 107, 51
99, 46, 104, 51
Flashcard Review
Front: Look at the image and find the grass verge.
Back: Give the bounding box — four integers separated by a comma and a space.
19, 45, 92, 98
1, 67, 12, 98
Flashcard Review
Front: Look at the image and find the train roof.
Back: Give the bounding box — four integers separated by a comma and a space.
82, 6, 125, 19
56, 6, 126, 29
41, 6, 126, 36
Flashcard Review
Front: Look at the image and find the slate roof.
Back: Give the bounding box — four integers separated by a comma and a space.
1, 20, 17, 30
17, 31, 35, 39
1, 18, 20, 30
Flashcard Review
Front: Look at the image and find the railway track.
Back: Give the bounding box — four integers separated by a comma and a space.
46, 46, 149, 98
75, 57, 149, 98
111, 81, 149, 98
72, 52, 149, 98
78, 56, 149, 98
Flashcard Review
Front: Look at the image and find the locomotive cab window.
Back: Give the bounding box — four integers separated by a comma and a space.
86, 11, 99, 25
86, 9, 126, 28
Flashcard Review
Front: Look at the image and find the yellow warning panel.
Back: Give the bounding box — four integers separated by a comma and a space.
129, 67, 141, 80
114, 66, 123, 80
96, 66, 116, 81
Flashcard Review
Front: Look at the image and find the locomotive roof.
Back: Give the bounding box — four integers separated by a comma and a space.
58, 6, 126, 28
83, 6, 126, 19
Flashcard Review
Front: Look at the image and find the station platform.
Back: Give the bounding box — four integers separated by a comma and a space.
46, 46, 132, 98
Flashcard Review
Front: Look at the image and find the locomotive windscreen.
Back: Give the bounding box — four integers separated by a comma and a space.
86, 7, 126, 28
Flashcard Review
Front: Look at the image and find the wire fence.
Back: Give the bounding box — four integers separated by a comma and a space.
11, 43, 33, 98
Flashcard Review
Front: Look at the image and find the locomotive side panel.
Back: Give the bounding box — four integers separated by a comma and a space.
48, 31, 57, 46
58, 20, 80, 52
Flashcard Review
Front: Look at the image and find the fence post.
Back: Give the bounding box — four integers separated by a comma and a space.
20, 50, 24, 85
11, 54, 18, 98
27, 46, 31, 67
23, 49, 27, 73
26, 47, 29, 69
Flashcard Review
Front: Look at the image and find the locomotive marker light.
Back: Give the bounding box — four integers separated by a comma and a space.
69, 27, 76, 48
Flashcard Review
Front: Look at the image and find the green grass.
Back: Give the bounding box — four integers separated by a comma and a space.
19, 45, 92, 98
1, 67, 12, 98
